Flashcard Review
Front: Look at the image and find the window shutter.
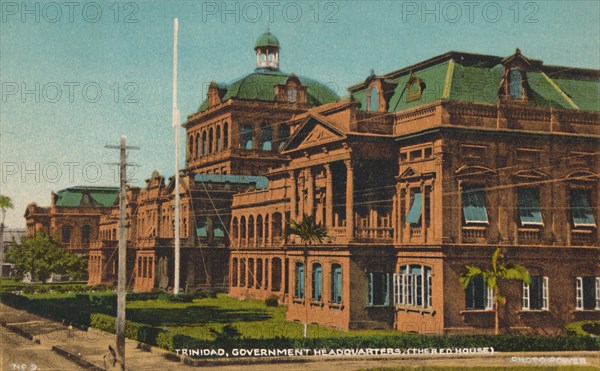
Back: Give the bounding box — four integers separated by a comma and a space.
407, 274, 414, 306
368, 273, 373, 306
426, 268, 432, 308
300, 265, 305, 298
576, 277, 583, 310
384, 273, 390, 306
542, 277, 549, 310
393, 273, 400, 305
596, 277, 600, 310
336, 268, 342, 303
522, 281, 530, 310
486, 287, 494, 310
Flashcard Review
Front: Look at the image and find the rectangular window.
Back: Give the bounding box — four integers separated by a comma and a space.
518, 188, 543, 226
406, 191, 422, 225
196, 217, 207, 237
311, 264, 322, 301
393, 265, 432, 308
368, 272, 390, 306
330, 264, 342, 304
570, 190, 596, 228
462, 187, 489, 224
466, 276, 494, 310
576, 277, 600, 310
523, 276, 548, 310
294, 263, 304, 299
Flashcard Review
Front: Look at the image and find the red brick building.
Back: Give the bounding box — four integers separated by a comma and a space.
25, 186, 119, 255
26, 34, 599, 334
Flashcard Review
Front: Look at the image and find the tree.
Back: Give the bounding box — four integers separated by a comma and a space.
286, 213, 329, 338
0, 194, 14, 274
460, 247, 530, 335
4, 231, 87, 282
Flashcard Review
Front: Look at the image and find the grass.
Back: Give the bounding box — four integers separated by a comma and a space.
125, 293, 382, 340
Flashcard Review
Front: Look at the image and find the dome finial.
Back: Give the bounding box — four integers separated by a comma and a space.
255, 31, 280, 70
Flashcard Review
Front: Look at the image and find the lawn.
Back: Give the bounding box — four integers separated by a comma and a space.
126, 294, 398, 340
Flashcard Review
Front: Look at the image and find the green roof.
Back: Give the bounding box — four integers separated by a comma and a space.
55, 187, 119, 208
255, 32, 280, 49
198, 69, 339, 111
353, 52, 600, 113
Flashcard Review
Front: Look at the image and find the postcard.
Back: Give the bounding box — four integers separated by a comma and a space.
1, 1, 599, 370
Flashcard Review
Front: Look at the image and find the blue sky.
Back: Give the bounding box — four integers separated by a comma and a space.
1, 0, 599, 228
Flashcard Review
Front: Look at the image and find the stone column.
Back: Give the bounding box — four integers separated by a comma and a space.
325, 164, 333, 227
307, 167, 314, 217
268, 214, 273, 246
345, 160, 354, 239
289, 171, 297, 221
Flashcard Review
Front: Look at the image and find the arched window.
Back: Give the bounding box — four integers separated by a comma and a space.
261, 123, 273, 151
330, 263, 342, 303
287, 87, 297, 102
294, 262, 305, 298
240, 258, 246, 286
81, 225, 91, 243
271, 212, 282, 242
231, 258, 238, 286
232, 217, 239, 244
216, 125, 222, 151
240, 124, 253, 150
369, 86, 379, 112
240, 216, 247, 245
271, 257, 282, 291
196, 217, 207, 237
312, 262, 323, 301
189, 135, 194, 159
208, 128, 214, 154
223, 122, 229, 149
248, 215, 255, 245
256, 215, 263, 244
202, 131, 207, 156
195, 133, 200, 158
509, 69, 523, 99
61, 225, 72, 244
256, 258, 263, 288
248, 258, 255, 287
277, 125, 290, 151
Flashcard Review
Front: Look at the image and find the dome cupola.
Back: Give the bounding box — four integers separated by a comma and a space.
254, 31, 280, 70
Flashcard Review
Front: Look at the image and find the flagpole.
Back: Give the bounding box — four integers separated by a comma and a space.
173, 17, 181, 295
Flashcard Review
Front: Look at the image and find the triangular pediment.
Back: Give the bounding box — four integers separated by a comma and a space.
398, 167, 418, 179
281, 116, 345, 153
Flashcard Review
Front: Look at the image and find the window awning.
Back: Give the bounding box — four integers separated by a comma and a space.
463, 189, 489, 224
571, 190, 596, 227
406, 192, 422, 225
518, 188, 543, 226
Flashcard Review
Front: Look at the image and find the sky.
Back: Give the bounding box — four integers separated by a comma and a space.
1, 0, 599, 228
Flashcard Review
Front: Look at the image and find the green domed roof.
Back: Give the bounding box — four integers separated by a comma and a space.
198, 69, 339, 112
255, 32, 280, 49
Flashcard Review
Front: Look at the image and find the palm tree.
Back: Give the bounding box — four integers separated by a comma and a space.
0, 195, 15, 275
460, 247, 530, 335
286, 213, 329, 338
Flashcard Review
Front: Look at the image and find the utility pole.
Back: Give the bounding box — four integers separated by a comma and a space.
105, 136, 139, 371
172, 17, 181, 295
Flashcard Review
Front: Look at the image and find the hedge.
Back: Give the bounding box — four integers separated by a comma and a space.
86, 312, 600, 354
565, 321, 600, 337
90, 313, 167, 345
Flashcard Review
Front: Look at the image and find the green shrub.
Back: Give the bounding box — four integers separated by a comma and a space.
264, 294, 278, 307
90, 313, 166, 345
566, 321, 600, 337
